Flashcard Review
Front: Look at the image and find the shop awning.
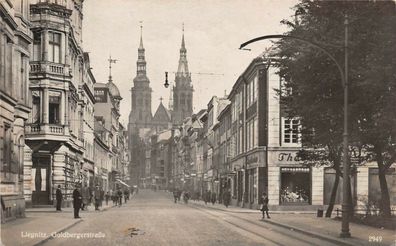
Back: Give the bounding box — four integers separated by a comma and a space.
116, 179, 130, 188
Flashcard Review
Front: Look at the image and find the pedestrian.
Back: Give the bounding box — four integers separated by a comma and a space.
94, 186, 100, 210
56, 185, 62, 211
112, 190, 118, 206
223, 189, 231, 208
72, 184, 82, 219
81, 185, 89, 211
211, 192, 217, 205
105, 191, 110, 206
183, 191, 190, 204
204, 190, 210, 205
117, 188, 123, 206
173, 189, 179, 203
100, 187, 104, 207
124, 189, 128, 203
259, 192, 270, 219
177, 189, 181, 202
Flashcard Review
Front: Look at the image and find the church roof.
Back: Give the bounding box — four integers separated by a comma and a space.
107, 81, 121, 99
153, 102, 171, 122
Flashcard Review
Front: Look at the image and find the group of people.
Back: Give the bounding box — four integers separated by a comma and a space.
55, 184, 135, 219
172, 189, 190, 204
169, 188, 270, 220
110, 188, 131, 207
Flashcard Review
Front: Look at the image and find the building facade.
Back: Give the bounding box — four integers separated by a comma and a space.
0, 0, 32, 222
24, 0, 96, 207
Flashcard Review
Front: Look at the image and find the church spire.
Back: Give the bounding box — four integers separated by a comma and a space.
177, 23, 189, 77
139, 24, 144, 50
136, 22, 147, 77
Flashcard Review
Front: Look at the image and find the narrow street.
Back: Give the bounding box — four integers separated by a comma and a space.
44, 190, 338, 246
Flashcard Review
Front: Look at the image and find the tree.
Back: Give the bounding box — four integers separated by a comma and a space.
275, 0, 396, 217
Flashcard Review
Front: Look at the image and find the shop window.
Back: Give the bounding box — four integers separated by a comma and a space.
323, 168, 357, 205
48, 32, 61, 63
283, 118, 300, 144
280, 167, 310, 204
369, 168, 396, 206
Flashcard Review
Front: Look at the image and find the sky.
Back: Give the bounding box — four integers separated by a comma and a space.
83, 0, 298, 126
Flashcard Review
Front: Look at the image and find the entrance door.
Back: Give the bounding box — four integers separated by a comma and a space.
32, 156, 51, 205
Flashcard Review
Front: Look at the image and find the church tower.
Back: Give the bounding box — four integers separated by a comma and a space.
172, 26, 193, 126
129, 25, 153, 131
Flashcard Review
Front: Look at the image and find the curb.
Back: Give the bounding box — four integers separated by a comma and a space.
189, 201, 317, 214
32, 219, 83, 246
192, 202, 360, 246
260, 218, 360, 246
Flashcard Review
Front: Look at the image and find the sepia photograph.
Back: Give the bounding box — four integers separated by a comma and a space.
0, 0, 395, 245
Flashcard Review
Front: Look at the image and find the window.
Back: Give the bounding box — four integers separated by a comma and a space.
32, 92, 41, 123
284, 118, 300, 144
49, 93, 61, 124
2, 124, 12, 173
20, 54, 25, 101
246, 118, 256, 151
48, 32, 61, 63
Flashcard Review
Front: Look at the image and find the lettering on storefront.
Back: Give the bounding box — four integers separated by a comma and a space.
278, 152, 300, 162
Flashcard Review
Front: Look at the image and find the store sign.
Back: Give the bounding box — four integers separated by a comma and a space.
281, 167, 310, 173
278, 152, 300, 162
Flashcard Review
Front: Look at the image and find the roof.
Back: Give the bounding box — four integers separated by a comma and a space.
107, 81, 121, 99
153, 102, 171, 122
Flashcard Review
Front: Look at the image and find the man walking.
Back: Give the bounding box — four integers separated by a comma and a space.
73, 184, 82, 219
223, 189, 231, 208
117, 188, 123, 207
259, 192, 270, 219
94, 186, 100, 210
56, 185, 62, 211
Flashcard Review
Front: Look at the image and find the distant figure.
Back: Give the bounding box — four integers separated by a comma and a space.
183, 191, 190, 204
223, 189, 231, 208
100, 187, 105, 207
211, 192, 217, 205
173, 189, 179, 203
56, 185, 62, 211
124, 189, 129, 203
73, 184, 82, 219
112, 190, 118, 206
105, 191, 110, 206
94, 186, 101, 210
177, 190, 182, 202
204, 190, 211, 205
259, 192, 270, 219
117, 188, 123, 206
81, 186, 89, 211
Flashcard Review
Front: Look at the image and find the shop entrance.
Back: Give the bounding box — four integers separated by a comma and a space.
32, 155, 51, 205
280, 167, 311, 205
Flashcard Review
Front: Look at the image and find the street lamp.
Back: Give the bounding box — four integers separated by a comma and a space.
239, 16, 351, 238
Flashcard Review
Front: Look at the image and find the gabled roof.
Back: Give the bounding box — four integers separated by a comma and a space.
153, 102, 171, 122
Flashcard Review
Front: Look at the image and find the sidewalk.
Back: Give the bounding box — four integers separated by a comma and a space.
190, 200, 396, 246
1, 203, 115, 246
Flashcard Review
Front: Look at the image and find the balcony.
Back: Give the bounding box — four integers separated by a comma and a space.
26, 124, 67, 136
30, 61, 69, 77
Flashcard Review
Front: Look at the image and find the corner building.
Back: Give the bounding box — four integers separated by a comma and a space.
227, 56, 323, 209
24, 0, 95, 207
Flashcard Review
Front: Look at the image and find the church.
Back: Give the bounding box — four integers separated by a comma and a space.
128, 26, 194, 185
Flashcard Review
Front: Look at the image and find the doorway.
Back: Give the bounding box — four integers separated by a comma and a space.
32, 155, 51, 205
